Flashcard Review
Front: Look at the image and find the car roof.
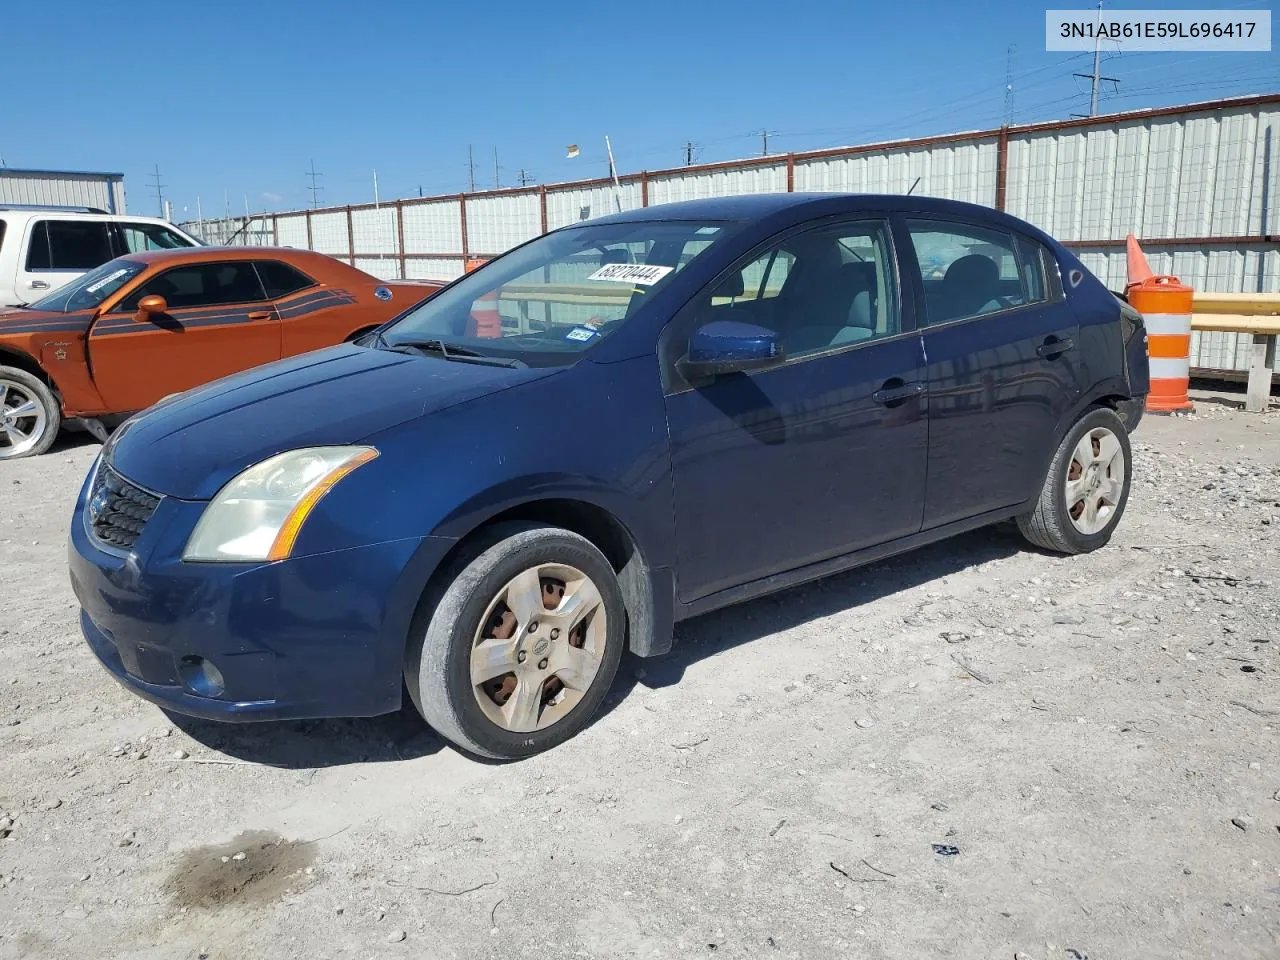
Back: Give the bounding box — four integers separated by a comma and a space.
123, 246, 342, 268
0, 208, 182, 225
579, 192, 1053, 242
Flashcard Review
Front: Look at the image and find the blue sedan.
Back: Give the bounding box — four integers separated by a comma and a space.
68, 194, 1150, 759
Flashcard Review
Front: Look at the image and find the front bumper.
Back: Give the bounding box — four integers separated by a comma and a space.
68, 464, 453, 722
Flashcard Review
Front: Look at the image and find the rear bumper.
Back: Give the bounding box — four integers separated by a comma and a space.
68, 464, 454, 722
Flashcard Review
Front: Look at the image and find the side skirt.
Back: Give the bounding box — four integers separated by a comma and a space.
674, 504, 1030, 623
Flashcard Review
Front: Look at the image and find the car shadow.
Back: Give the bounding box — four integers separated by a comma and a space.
169, 524, 1023, 768
51, 429, 101, 455
604, 523, 1025, 700
166, 699, 447, 769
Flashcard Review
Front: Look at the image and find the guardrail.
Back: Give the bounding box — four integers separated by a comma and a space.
1191, 292, 1280, 413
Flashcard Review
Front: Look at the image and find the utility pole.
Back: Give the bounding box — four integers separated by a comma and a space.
685, 141, 695, 166
493, 147, 500, 190
1003, 44, 1016, 125
517, 169, 534, 186
760, 129, 776, 156
150, 164, 166, 217
373, 169, 379, 207
306, 159, 322, 208
467, 145, 475, 193
1072, 0, 1118, 116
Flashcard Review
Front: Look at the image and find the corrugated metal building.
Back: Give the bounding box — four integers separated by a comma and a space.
0, 168, 127, 213
183, 93, 1280, 376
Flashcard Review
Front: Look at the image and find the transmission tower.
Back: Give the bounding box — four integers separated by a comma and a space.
306, 160, 323, 208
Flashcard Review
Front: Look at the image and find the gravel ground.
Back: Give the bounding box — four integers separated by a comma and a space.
1, 390, 1278, 960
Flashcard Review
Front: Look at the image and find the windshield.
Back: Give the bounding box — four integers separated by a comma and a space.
381, 220, 733, 365
27, 258, 147, 313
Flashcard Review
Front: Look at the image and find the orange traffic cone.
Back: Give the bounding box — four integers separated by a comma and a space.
1125, 234, 1194, 413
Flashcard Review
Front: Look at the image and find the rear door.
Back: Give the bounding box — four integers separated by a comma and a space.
18, 219, 114, 302
900, 216, 1082, 529
87, 260, 281, 412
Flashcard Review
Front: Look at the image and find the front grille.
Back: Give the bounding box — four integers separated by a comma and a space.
88, 464, 161, 550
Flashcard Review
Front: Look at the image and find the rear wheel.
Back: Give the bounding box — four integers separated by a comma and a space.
0, 366, 60, 460
406, 523, 624, 759
1017, 407, 1131, 554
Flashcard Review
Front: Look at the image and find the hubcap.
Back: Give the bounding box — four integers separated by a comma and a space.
0, 379, 47, 459
469, 563, 607, 733
1065, 426, 1125, 535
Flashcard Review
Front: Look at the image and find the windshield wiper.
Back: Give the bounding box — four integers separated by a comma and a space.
381, 336, 525, 368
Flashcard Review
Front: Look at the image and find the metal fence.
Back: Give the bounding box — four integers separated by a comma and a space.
182, 93, 1280, 376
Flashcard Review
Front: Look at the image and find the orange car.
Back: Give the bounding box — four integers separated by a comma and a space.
0, 247, 440, 458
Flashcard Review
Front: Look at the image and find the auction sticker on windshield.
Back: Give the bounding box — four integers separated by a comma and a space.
586, 263, 674, 285
86, 268, 130, 293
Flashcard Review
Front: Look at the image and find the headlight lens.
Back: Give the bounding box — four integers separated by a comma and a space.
183, 446, 378, 562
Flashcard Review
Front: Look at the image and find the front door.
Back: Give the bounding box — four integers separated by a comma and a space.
901, 217, 1082, 529
18, 219, 114, 303
663, 218, 928, 603
88, 260, 282, 412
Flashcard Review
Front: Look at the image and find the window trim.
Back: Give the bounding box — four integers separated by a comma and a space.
110, 259, 271, 313
660, 214, 907, 396
901, 216, 1060, 332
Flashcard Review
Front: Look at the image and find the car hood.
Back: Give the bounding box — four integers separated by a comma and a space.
106, 344, 561, 499
0, 305, 94, 336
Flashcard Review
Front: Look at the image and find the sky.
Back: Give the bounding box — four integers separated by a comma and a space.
5, 0, 1276, 221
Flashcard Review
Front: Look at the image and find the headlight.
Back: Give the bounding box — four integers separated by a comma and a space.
183, 446, 378, 562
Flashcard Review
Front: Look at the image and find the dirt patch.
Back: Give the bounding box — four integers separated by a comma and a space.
162, 830, 316, 910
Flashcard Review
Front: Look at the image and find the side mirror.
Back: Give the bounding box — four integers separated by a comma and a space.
677, 320, 783, 380
135, 294, 168, 321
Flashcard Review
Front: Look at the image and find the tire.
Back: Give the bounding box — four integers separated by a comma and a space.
0, 365, 60, 460
1016, 406, 1132, 554
405, 522, 625, 760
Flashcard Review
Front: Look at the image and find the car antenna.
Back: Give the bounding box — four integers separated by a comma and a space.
907, 177, 921, 196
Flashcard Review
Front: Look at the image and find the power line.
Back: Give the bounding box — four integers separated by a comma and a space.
149, 164, 166, 217
305, 159, 323, 208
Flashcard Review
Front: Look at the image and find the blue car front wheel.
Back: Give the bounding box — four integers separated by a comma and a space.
405, 522, 625, 760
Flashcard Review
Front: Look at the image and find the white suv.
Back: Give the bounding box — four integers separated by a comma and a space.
0, 206, 201, 307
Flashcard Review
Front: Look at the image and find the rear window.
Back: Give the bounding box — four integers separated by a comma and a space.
254, 260, 316, 299
26, 220, 114, 271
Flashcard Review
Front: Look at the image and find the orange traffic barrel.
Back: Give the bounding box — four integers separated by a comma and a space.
1125, 235, 1194, 413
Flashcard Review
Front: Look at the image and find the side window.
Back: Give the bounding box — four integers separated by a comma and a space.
254, 260, 317, 299
115, 222, 195, 253
26, 220, 113, 271
905, 219, 1048, 325
662, 220, 899, 388
118, 263, 267, 311
679, 219, 899, 363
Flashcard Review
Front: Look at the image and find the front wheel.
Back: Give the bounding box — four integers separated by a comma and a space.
0, 366, 60, 460
406, 523, 625, 759
1017, 407, 1132, 554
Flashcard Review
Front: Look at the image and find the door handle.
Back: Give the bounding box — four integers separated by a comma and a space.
1036, 336, 1075, 358
29, 280, 49, 289
247, 311, 273, 321
872, 379, 925, 406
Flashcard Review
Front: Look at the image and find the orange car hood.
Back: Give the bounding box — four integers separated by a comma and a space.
0, 306, 94, 338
